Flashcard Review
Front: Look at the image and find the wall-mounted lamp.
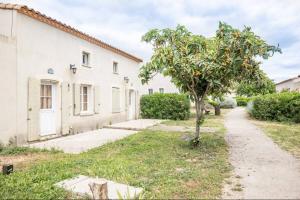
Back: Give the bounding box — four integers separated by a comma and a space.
124, 76, 129, 83
70, 64, 77, 74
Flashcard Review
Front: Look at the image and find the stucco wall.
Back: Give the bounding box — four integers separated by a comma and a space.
0, 11, 141, 144
276, 77, 300, 92
141, 74, 179, 95
0, 9, 17, 144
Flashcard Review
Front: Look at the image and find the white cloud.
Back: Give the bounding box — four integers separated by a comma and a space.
2, 0, 300, 81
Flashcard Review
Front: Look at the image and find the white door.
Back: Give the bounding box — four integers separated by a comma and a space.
128, 90, 136, 120
40, 83, 56, 136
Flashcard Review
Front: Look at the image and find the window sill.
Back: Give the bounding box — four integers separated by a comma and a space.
82, 64, 92, 68
112, 111, 121, 114
80, 112, 94, 116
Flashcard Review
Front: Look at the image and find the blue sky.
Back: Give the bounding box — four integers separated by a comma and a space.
3, 0, 300, 82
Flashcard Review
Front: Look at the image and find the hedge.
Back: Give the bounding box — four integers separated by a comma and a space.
236, 96, 251, 107
251, 92, 300, 123
140, 93, 190, 120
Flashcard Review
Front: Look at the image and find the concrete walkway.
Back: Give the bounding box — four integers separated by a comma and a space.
223, 108, 300, 199
104, 119, 162, 130
29, 128, 137, 154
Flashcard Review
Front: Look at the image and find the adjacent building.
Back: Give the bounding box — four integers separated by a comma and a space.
276, 75, 300, 92
0, 3, 142, 145
141, 74, 179, 95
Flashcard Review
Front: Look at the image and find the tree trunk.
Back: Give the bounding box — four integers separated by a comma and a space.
194, 99, 203, 146
214, 105, 221, 116
89, 180, 108, 200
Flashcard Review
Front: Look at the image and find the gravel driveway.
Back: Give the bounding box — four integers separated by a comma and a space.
223, 107, 300, 199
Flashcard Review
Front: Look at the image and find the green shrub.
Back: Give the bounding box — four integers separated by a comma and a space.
251, 92, 300, 123
235, 96, 251, 107
140, 93, 190, 120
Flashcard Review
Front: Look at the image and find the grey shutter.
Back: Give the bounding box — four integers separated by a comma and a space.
73, 83, 81, 115
125, 87, 129, 111
94, 85, 101, 114
112, 87, 120, 113
27, 77, 40, 141
61, 82, 71, 135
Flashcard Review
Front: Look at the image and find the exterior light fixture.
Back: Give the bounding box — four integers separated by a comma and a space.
70, 64, 77, 74
124, 76, 129, 83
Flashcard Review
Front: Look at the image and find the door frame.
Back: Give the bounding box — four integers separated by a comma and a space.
39, 81, 57, 136
128, 89, 136, 120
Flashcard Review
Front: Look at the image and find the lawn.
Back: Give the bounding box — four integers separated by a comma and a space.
0, 112, 230, 199
252, 120, 300, 158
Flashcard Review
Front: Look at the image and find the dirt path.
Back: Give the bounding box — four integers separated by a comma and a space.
223, 107, 300, 199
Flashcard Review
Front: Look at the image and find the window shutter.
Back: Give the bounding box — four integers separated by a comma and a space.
94, 85, 101, 114
27, 77, 40, 141
61, 82, 71, 135
73, 83, 81, 115
125, 88, 129, 111
112, 87, 120, 113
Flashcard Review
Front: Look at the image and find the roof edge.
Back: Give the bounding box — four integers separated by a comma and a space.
0, 3, 143, 63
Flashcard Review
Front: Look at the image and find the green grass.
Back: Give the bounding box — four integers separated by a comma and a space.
0, 146, 60, 156
0, 114, 230, 199
252, 119, 300, 158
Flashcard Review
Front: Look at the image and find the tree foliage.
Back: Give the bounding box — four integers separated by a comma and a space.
139, 22, 281, 145
236, 70, 276, 97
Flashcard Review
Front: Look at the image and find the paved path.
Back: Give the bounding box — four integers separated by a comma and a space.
29, 119, 161, 154
104, 119, 162, 130
223, 108, 300, 199
29, 128, 137, 154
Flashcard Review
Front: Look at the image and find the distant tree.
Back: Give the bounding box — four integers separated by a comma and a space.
236, 71, 276, 97
139, 22, 281, 146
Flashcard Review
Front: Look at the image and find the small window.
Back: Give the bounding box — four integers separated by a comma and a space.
82, 52, 90, 66
159, 88, 164, 93
148, 89, 153, 95
80, 85, 91, 112
40, 84, 52, 109
113, 62, 118, 74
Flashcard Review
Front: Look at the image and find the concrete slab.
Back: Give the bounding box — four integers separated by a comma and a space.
55, 175, 143, 199
150, 124, 218, 133
104, 119, 162, 130
28, 129, 137, 154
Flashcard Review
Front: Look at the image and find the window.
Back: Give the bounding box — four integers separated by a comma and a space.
40, 84, 52, 109
82, 52, 90, 66
159, 88, 164, 93
148, 89, 153, 95
112, 87, 120, 113
113, 62, 118, 74
80, 85, 91, 112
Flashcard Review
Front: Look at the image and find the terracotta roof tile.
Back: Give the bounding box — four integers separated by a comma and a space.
0, 3, 143, 63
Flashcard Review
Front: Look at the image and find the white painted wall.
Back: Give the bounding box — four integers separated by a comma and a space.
141, 74, 179, 95
0, 9, 141, 144
0, 9, 18, 144
276, 77, 300, 92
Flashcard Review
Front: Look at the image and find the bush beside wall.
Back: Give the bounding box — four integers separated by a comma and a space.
251, 92, 300, 123
140, 93, 190, 120
236, 96, 251, 107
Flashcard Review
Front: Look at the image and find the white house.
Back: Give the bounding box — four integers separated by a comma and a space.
276, 75, 300, 92
141, 74, 179, 95
0, 3, 143, 145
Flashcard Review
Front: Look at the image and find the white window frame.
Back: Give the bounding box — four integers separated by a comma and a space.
113, 61, 119, 74
80, 84, 93, 114
159, 88, 164, 94
148, 88, 153, 95
82, 51, 90, 67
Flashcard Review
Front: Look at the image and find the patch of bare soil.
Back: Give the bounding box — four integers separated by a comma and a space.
0, 153, 50, 170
